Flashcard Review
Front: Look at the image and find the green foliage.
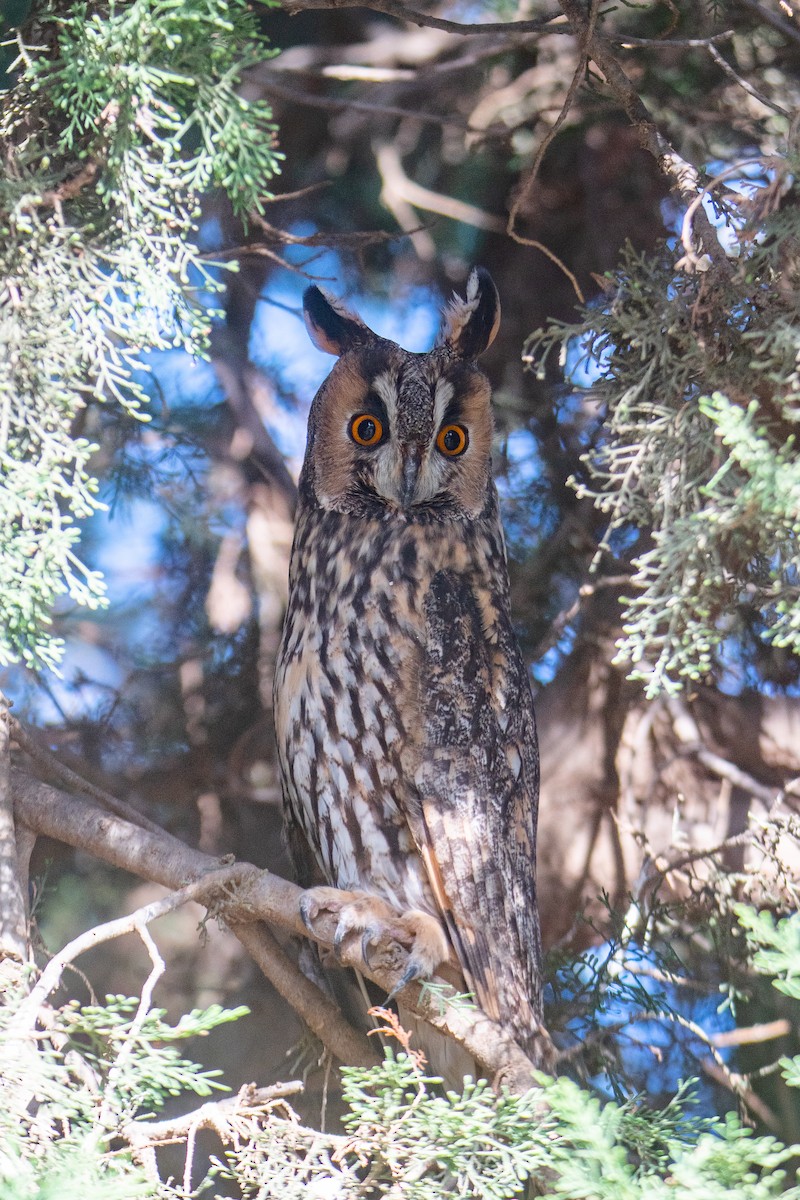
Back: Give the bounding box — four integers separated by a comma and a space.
526, 166, 800, 696
0, 981, 248, 1199
214, 1048, 800, 1199
735, 906, 800, 1093
0, 0, 281, 670
4, 901, 800, 1198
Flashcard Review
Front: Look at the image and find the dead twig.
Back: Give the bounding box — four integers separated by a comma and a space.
507, 0, 597, 303
260, 70, 477, 130
707, 43, 789, 117
282, 0, 566, 38
9, 865, 254, 1038
556, 0, 729, 269
668, 697, 780, 806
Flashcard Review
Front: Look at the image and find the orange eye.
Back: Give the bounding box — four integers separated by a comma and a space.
436, 424, 468, 457
349, 413, 384, 447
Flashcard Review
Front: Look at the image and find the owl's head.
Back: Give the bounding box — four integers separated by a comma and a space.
300, 267, 501, 521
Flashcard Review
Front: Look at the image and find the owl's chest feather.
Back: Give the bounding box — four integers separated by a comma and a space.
274, 508, 501, 904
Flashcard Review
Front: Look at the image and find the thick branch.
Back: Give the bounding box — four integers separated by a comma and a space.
11, 769, 375, 1069
12, 769, 548, 1090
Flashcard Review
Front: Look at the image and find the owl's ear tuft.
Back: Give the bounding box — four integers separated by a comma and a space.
438, 267, 501, 360
303, 286, 370, 356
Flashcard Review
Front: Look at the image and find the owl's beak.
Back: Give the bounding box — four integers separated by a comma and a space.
400, 446, 423, 507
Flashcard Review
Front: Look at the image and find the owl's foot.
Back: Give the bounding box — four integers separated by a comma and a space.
368, 909, 450, 999
298, 887, 449, 995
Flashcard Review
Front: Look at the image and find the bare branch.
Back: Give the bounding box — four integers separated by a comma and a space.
507, 0, 596, 305
0, 695, 27, 964
737, 0, 800, 47
668, 697, 780, 806
11, 715, 166, 837
707, 43, 790, 116
10, 866, 251, 1037
282, 0, 567, 38
556, 0, 730, 267
124, 1081, 306, 1148
710, 1019, 791, 1048
12, 769, 551, 1090
260, 69, 476, 129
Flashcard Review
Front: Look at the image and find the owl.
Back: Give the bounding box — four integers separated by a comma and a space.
274, 268, 544, 1065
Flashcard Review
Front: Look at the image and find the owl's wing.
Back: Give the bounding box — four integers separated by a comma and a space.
404, 568, 542, 1053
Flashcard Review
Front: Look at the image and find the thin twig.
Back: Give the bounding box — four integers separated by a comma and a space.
737, 0, 800, 47
260, 70, 477, 129
507, 0, 599, 303
556, 0, 729, 268
617, 30, 734, 48
707, 43, 790, 116
10, 866, 253, 1037
667, 697, 780, 806
99, 922, 165, 1130
678, 157, 772, 268
282, 0, 567, 38
125, 1081, 304, 1148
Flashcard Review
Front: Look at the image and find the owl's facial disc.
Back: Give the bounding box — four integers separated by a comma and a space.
307, 342, 494, 520
342, 359, 493, 518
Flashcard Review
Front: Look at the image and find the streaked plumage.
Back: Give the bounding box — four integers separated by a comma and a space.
274, 268, 544, 1060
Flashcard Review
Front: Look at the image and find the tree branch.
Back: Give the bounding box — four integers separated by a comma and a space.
12, 769, 551, 1091
667, 698, 780, 806
259, 69, 479, 130
0, 696, 27, 964
281, 0, 567, 38
556, 0, 730, 267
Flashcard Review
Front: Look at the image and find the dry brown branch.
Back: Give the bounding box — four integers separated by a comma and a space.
247, 214, 412, 250
707, 43, 790, 116
711, 1019, 792, 1048
555, 0, 729, 267
12, 769, 550, 1091
0, 695, 27, 964
668, 697, 779, 805
11, 715, 166, 837
282, 0, 566, 38
701, 1058, 781, 1130
259, 70, 477, 129
506, 0, 595, 303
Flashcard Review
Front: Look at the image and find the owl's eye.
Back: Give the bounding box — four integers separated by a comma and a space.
436, 424, 468, 457
349, 413, 384, 447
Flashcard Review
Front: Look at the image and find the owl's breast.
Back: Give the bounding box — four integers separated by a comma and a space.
275, 510, 438, 910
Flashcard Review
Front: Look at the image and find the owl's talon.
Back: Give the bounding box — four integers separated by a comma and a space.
386, 956, 426, 1001
361, 925, 381, 966
333, 921, 350, 957
299, 893, 321, 933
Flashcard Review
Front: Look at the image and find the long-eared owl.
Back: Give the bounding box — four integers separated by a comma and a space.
274, 268, 544, 1062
